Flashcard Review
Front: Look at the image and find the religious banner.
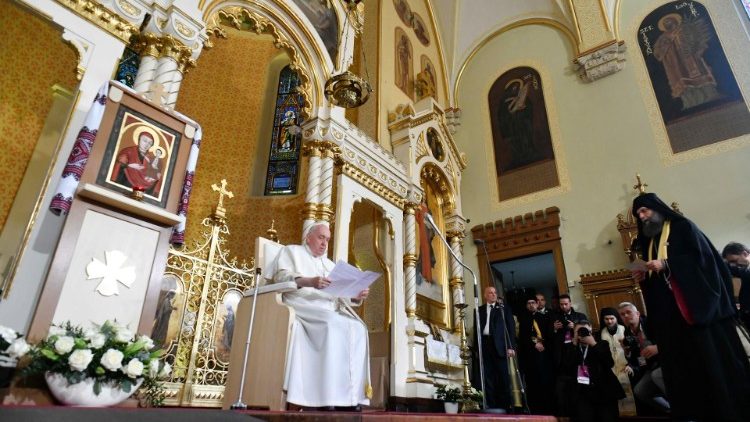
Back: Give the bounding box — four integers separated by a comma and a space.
488, 66, 558, 201
638, 1, 750, 153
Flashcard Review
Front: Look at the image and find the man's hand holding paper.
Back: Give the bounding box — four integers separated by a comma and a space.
323, 260, 381, 298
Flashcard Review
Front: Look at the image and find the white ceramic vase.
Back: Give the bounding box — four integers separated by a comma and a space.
45, 372, 142, 407
444, 401, 459, 414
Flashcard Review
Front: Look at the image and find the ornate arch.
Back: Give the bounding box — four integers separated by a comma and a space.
419, 162, 455, 214
203, 4, 324, 118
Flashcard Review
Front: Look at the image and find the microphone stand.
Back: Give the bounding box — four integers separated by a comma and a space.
477, 241, 530, 414
231, 267, 263, 410
424, 215, 487, 411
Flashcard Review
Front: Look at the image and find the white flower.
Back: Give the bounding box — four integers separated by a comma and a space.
100, 349, 124, 371
114, 328, 134, 343
6, 338, 30, 359
0, 326, 17, 344
68, 349, 93, 371
47, 326, 66, 339
123, 358, 144, 378
139, 335, 154, 351
149, 359, 160, 378
87, 333, 106, 349
159, 362, 172, 378
54, 336, 75, 354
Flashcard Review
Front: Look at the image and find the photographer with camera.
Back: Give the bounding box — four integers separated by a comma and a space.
551, 294, 587, 415
617, 302, 669, 415
722, 242, 750, 330
560, 320, 624, 422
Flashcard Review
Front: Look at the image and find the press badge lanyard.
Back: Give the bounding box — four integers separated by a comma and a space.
577, 345, 590, 385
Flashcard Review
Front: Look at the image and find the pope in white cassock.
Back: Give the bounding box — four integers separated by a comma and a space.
265, 222, 372, 409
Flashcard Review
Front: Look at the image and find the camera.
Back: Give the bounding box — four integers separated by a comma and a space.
577, 327, 591, 337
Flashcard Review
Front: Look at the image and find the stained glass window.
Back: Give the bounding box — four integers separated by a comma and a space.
264, 65, 304, 195
743, 0, 750, 20
114, 47, 140, 88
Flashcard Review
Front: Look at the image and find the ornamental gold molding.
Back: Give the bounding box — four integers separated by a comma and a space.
420, 163, 455, 213
56, 0, 139, 43
205, 6, 313, 118
403, 253, 417, 267
341, 163, 406, 209
301, 140, 342, 161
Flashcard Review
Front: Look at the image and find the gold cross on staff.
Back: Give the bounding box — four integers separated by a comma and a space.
211, 179, 234, 209
634, 173, 648, 194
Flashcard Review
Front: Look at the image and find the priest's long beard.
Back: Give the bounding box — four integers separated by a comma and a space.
642, 211, 665, 238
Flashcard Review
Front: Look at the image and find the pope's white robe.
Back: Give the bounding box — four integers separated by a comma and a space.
266, 244, 371, 407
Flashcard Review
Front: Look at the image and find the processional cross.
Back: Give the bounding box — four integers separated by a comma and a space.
633, 173, 648, 195
211, 179, 234, 219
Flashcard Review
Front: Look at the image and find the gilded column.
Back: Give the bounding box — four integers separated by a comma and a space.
133, 33, 160, 94
302, 143, 323, 235
448, 231, 466, 331
166, 56, 195, 107
403, 203, 418, 317
151, 35, 184, 100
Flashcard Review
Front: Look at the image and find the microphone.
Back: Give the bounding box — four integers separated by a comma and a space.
424, 211, 438, 231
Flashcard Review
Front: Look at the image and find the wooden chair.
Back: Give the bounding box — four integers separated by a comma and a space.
223, 237, 295, 410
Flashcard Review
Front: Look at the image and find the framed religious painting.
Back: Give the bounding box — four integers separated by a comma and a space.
79, 83, 195, 214
94, 106, 182, 208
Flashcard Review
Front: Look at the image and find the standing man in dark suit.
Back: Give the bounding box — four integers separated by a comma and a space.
472, 286, 517, 410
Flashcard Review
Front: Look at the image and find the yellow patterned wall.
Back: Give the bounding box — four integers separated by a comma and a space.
0, 1, 77, 230
177, 31, 305, 262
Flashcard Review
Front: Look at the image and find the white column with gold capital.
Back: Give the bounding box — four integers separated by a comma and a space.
448, 231, 466, 329
133, 33, 160, 94
403, 203, 418, 317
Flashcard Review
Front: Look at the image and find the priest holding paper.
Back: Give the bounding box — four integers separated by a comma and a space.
265, 221, 374, 410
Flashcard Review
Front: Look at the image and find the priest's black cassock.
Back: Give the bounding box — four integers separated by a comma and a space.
632, 193, 750, 422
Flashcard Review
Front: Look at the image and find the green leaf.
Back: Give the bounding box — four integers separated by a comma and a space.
94, 380, 102, 396
121, 378, 133, 393
40, 349, 59, 361
95, 366, 105, 375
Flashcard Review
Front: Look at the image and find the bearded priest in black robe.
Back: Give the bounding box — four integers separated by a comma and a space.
630, 193, 750, 422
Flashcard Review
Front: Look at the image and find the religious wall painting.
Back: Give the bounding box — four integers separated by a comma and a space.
411, 13, 430, 46
96, 106, 182, 208
426, 128, 445, 161
393, 0, 412, 26
638, 1, 750, 153
416, 55, 438, 102
151, 274, 185, 354
214, 289, 241, 363
292, 0, 339, 63
415, 179, 447, 305
395, 27, 413, 99
488, 67, 559, 201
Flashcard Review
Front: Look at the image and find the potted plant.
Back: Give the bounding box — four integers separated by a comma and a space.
22, 321, 171, 407
0, 325, 31, 388
434, 383, 462, 413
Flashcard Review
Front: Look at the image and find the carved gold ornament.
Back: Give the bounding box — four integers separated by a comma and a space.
55, 0, 138, 43
85, 250, 136, 296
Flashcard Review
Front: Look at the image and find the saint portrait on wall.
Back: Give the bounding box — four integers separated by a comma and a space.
488, 66, 558, 201
411, 13, 430, 46
416, 55, 438, 101
395, 27, 413, 99
96, 106, 181, 208
393, 0, 412, 26
638, 1, 750, 153
292, 0, 339, 63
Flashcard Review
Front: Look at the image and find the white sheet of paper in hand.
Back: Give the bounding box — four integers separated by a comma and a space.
628, 259, 647, 272
323, 260, 381, 298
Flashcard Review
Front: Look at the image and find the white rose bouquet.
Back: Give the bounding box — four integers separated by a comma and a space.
22, 321, 171, 406
0, 325, 30, 366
